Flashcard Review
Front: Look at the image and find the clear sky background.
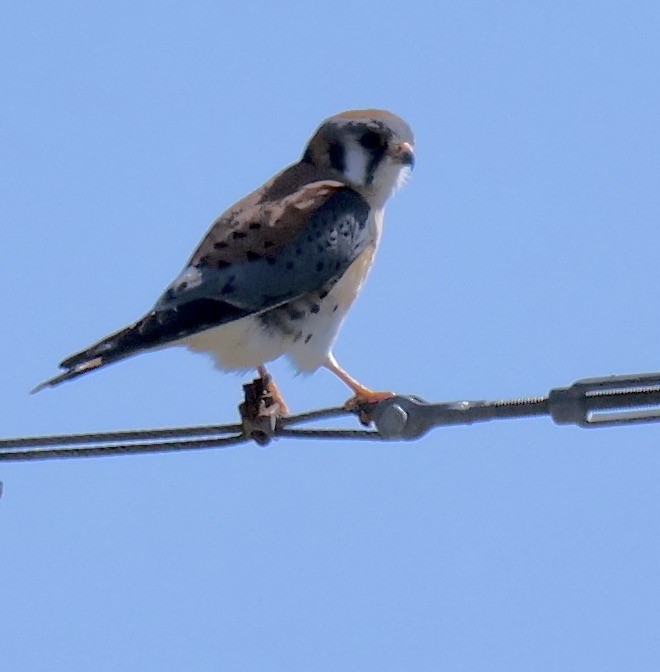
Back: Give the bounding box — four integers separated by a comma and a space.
2, 2, 660, 670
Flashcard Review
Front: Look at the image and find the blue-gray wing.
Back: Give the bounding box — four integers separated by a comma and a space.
155, 183, 372, 317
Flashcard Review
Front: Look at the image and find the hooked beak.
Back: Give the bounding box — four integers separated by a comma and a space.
390, 141, 415, 169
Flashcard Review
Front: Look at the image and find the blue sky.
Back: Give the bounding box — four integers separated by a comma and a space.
2, 2, 660, 670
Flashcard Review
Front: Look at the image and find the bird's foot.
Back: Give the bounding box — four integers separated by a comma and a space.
257, 370, 290, 417
324, 355, 393, 419
240, 371, 289, 445
344, 388, 395, 426
343, 389, 395, 410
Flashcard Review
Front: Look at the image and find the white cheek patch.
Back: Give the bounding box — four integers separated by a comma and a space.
343, 142, 370, 185
396, 165, 412, 190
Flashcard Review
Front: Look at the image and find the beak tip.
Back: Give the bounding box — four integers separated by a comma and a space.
393, 142, 415, 169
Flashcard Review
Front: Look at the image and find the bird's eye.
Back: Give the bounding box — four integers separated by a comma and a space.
359, 130, 385, 151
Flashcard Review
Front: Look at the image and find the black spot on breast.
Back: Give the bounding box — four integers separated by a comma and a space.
216, 260, 231, 269
333, 304, 338, 312
246, 251, 262, 262
260, 310, 296, 338
305, 334, 312, 343
296, 247, 303, 256
232, 231, 248, 239
213, 241, 228, 250
310, 303, 320, 314
288, 308, 305, 321
335, 261, 341, 270
249, 222, 262, 229
221, 283, 235, 295
263, 241, 275, 249
178, 281, 188, 290
319, 290, 328, 299
316, 261, 324, 272
293, 330, 303, 342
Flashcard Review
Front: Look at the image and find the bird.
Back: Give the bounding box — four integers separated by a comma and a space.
33, 109, 415, 414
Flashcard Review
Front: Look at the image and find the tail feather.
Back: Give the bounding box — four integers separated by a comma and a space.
59, 317, 154, 371
31, 316, 157, 393
31, 357, 107, 393
32, 298, 250, 392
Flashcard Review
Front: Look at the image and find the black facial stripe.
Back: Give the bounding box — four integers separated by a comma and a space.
328, 140, 345, 172
342, 121, 392, 185
365, 145, 387, 185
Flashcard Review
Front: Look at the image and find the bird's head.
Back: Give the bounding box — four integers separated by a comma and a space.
302, 109, 415, 206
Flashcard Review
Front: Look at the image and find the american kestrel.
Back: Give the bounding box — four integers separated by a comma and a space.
34, 110, 415, 413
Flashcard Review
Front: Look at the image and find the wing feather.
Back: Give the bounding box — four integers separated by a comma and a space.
156, 180, 371, 315
190, 165, 347, 266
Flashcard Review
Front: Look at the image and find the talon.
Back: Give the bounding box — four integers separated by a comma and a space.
257, 365, 290, 416
343, 390, 395, 411
258, 396, 290, 418
343, 391, 394, 427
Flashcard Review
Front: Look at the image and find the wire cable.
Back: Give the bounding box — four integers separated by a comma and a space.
3, 371, 660, 462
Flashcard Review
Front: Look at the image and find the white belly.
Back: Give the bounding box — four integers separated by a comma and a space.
182, 313, 291, 371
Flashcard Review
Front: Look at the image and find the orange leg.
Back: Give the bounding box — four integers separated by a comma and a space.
257, 365, 290, 416
324, 354, 394, 410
